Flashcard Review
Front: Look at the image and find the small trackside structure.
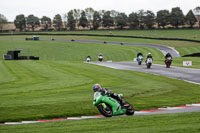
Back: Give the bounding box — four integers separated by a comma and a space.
25, 36, 40, 41
3, 50, 39, 60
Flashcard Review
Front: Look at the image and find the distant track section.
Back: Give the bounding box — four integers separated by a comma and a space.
46, 39, 180, 57
1, 33, 200, 43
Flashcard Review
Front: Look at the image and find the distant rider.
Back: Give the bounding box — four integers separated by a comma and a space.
86, 56, 91, 62
165, 53, 172, 60
137, 51, 143, 65
98, 53, 103, 62
164, 53, 172, 67
145, 53, 153, 63
137, 51, 143, 58
93, 84, 126, 105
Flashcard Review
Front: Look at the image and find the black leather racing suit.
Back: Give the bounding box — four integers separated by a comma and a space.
98, 88, 124, 105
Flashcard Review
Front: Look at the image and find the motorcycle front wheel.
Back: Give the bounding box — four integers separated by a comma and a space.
98, 103, 113, 117
124, 102, 135, 115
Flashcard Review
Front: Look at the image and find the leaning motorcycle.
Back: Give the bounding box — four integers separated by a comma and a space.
146, 58, 153, 69
93, 92, 134, 117
137, 55, 143, 65
165, 57, 172, 68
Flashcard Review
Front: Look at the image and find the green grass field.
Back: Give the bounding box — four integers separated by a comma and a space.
0, 30, 200, 132
0, 60, 200, 122
0, 60, 200, 124
0, 40, 164, 61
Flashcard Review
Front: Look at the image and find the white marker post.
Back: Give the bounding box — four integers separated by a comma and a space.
183, 61, 192, 66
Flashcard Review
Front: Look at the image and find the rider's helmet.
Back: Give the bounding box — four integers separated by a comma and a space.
148, 53, 151, 56
93, 84, 101, 92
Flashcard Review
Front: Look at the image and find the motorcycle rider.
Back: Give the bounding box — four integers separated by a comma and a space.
137, 51, 143, 64
164, 53, 172, 67
93, 84, 126, 105
145, 53, 153, 63
98, 53, 103, 62
165, 53, 172, 60
137, 51, 143, 58
86, 55, 91, 62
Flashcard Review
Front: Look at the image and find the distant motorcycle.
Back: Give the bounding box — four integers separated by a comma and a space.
86, 57, 91, 62
146, 58, 153, 69
93, 92, 134, 117
137, 55, 143, 65
165, 57, 172, 68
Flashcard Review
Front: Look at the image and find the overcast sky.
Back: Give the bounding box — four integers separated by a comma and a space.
0, 0, 199, 21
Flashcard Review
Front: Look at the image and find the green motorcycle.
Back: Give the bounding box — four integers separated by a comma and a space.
93, 92, 135, 117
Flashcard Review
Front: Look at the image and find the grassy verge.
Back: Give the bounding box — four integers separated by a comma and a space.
0, 60, 200, 122
1, 112, 200, 133
176, 46, 200, 55
1, 29, 200, 40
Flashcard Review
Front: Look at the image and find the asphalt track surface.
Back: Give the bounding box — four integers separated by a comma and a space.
90, 61, 200, 85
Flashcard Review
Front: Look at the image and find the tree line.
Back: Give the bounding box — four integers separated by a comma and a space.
0, 7, 200, 32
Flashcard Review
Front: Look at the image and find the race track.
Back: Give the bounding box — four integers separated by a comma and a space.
90, 61, 200, 85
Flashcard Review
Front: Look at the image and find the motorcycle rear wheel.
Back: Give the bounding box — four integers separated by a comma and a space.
147, 64, 151, 69
98, 103, 113, 117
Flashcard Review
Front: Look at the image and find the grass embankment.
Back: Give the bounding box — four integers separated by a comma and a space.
0, 39, 200, 68
1, 112, 200, 133
0, 60, 200, 122
176, 46, 200, 55
0, 40, 163, 61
